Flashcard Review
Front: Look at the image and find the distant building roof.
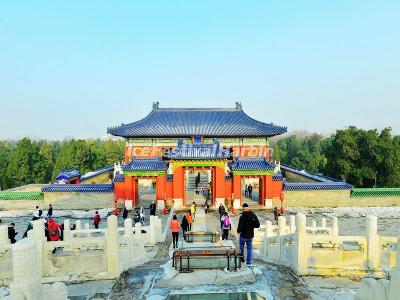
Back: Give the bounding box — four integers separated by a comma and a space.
55, 169, 81, 181
283, 182, 353, 191
229, 157, 276, 171
107, 103, 287, 138
42, 184, 113, 193
122, 158, 169, 172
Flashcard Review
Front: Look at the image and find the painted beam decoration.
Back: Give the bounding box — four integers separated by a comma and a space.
170, 159, 227, 171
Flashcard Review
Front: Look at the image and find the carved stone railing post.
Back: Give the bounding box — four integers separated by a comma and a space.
9, 238, 42, 300
366, 215, 379, 271
106, 215, 120, 276
0, 225, 9, 245
295, 213, 307, 275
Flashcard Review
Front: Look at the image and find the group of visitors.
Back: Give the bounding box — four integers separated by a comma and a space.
169, 201, 196, 248
244, 184, 253, 199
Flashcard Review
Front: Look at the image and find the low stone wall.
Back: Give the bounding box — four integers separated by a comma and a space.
44, 192, 114, 209
0, 214, 164, 286
278, 190, 400, 207
80, 171, 113, 184
260, 214, 397, 277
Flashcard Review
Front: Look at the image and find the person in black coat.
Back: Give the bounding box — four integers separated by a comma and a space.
47, 204, 53, 218
150, 201, 157, 216
8, 223, 17, 244
181, 215, 189, 240
122, 206, 129, 220
237, 203, 260, 265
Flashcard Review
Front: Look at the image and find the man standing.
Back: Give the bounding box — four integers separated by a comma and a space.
47, 204, 53, 218
93, 211, 101, 229
8, 223, 17, 244
237, 203, 260, 265
150, 201, 156, 216
248, 185, 253, 199
190, 202, 196, 221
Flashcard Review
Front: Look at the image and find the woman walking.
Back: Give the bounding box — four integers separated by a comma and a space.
181, 214, 189, 240
186, 210, 193, 231
170, 215, 180, 249
222, 212, 232, 241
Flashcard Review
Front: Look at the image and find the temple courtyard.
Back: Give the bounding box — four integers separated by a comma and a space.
1, 201, 400, 299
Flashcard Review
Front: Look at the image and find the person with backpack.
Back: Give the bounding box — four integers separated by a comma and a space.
170, 215, 180, 249
47, 218, 62, 241
237, 203, 260, 265
273, 207, 279, 223
93, 211, 101, 229
222, 212, 231, 240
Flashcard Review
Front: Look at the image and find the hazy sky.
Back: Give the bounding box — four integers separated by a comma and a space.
0, 1, 399, 140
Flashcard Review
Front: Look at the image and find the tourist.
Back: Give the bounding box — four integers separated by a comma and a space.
32, 205, 42, 220
170, 215, 180, 249
245, 184, 248, 197
140, 206, 145, 224
47, 218, 62, 241
191, 202, 196, 220
237, 203, 260, 265
279, 206, 285, 215
218, 203, 226, 223
8, 223, 17, 244
47, 204, 53, 218
273, 207, 279, 222
181, 215, 189, 239
162, 206, 169, 216
150, 201, 156, 216
122, 206, 129, 220
248, 185, 253, 199
23, 220, 34, 238
186, 210, 193, 231
133, 209, 141, 224
222, 212, 231, 240
113, 207, 119, 216
93, 211, 101, 229
207, 181, 212, 200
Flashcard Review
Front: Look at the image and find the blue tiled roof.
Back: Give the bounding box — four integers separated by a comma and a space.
81, 165, 114, 181
55, 169, 81, 181
168, 140, 230, 160
280, 165, 333, 182
272, 172, 284, 181
122, 158, 169, 172
113, 173, 125, 183
107, 105, 287, 138
283, 182, 353, 191
42, 184, 114, 193
229, 157, 276, 171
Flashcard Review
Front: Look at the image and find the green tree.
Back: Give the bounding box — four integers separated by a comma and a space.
6, 138, 39, 187
0, 141, 11, 190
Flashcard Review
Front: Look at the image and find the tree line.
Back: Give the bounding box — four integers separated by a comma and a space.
271, 126, 400, 188
0, 139, 124, 190
1, 126, 399, 190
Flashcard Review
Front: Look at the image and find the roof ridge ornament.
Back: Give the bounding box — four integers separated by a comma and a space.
235, 101, 242, 110
153, 101, 160, 110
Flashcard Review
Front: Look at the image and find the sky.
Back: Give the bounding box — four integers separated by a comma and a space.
0, 1, 399, 140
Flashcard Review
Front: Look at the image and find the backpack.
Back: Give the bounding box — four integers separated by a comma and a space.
223, 216, 231, 228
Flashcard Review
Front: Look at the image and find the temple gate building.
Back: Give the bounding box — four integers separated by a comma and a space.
108, 102, 287, 209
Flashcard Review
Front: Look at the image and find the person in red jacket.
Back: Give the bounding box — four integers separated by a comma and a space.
47, 218, 62, 241
93, 211, 101, 229
170, 215, 181, 249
